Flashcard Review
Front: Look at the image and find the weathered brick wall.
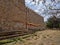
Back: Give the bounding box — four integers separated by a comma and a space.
0, 0, 45, 32
27, 8, 45, 29
0, 0, 26, 31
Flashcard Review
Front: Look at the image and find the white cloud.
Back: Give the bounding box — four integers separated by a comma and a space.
25, 0, 31, 2
35, 10, 39, 12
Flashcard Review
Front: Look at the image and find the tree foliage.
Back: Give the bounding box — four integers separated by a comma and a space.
46, 16, 60, 29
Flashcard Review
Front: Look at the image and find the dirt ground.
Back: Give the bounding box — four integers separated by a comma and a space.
1, 29, 60, 45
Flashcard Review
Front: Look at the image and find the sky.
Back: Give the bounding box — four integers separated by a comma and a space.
25, 0, 60, 21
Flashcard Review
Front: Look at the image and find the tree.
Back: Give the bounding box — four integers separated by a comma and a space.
46, 16, 60, 29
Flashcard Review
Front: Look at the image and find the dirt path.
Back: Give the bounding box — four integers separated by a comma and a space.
1, 29, 60, 45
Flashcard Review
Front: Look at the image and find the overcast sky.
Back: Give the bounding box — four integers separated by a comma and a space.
25, 0, 60, 21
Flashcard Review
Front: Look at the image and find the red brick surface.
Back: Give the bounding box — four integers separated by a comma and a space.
0, 0, 45, 31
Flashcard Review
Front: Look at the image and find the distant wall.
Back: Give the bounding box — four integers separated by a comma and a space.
27, 8, 45, 29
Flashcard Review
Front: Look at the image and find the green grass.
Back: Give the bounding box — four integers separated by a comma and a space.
0, 39, 15, 45
0, 37, 25, 45
22, 35, 31, 39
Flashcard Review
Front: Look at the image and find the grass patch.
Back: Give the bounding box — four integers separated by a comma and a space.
22, 35, 31, 39
0, 37, 25, 45
0, 39, 15, 45
21, 34, 33, 39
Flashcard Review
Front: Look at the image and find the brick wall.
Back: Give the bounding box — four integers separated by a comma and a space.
0, 0, 26, 31
27, 8, 45, 29
0, 0, 45, 32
